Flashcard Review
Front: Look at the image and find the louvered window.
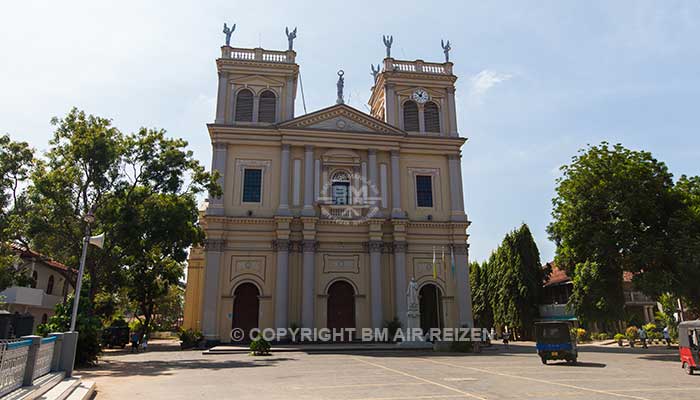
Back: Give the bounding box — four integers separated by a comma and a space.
403, 101, 419, 131
242, 168, 262, 203
416, 175, 433, 207
424, 102, 441, 133
235, 89, 254, 122
258, 90, 277, 123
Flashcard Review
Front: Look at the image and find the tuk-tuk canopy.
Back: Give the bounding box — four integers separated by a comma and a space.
679, 320, 700, 329
679, 320, 700, 348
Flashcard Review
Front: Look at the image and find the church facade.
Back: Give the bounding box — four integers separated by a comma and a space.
183, 32, 473, 342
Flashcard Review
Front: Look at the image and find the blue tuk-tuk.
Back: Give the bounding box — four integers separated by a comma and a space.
535, 321, 578, 365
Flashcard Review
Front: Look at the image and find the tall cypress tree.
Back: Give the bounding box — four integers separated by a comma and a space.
470, 261, 493, 328
489, 224, 549, 339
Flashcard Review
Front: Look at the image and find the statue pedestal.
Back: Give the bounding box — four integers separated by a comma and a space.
396, 307, 433, 349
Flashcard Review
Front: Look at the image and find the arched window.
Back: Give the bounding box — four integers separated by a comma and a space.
234, 89, 254, 122
258, 90, 277, 123
403, 101, 419, 131
31, 271, 38, 288
46, 275, 54, 295
424, 102, 441, 133
331, 171, 351, 205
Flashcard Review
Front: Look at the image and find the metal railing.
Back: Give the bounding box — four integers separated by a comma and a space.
0, 339, 31, 397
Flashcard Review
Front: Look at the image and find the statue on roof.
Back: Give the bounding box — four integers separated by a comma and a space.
285, 26, 297, 51
336, 70, 345, 105
223, 23, 236, 46
370, 64, 380, 84
441, 39, 451, 63
382, 35, 393, 58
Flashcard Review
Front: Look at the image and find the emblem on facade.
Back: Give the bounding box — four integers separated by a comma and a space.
319, 170, 382, 225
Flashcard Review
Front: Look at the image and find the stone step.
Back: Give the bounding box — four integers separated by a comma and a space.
36, 376, 80, 400
65, 381, 95, 400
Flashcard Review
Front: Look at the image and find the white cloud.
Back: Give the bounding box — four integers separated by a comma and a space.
468, 69, 513, 103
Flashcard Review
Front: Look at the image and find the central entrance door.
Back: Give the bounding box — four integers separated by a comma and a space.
232, 282, 259, 342
420, 284, 443, 335
327, 280, 355, 340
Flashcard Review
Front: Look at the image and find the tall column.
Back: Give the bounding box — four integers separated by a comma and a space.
285, 77, 295, 121
301, 240, 317, 328
384, 84, 397, 126
277, 144, 291, 215
448, 154, 467, 221
393, 242, 407, 327
368, 149, 382, 217
390, 150, 404, 218
454, 244, 474, 328
273, 239, 290, 329
206, 143, 227, 216
202, 239, 225, 341
446, 87, 458, 137
369, 241, 384, 329
252, 95, 260, 123
418, 106, 426, 133
215, 72, 228, 124
302, 145, 315, 216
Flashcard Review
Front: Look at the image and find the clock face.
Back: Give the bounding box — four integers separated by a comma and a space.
412, 89, 430, 104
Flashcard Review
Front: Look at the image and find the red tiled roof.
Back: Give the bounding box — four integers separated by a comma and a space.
543, 262, 571, 287
9, 243, 75, 273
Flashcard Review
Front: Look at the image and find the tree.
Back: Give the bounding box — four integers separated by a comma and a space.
489, 224, 548, 339
470, 261, 493, 328
0, 134, 34, 290
548, 142, 678, 326
567, 261, 624, 329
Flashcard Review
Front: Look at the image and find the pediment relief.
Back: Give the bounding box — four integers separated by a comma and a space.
279, 104, 405, 135
322, 148, 361, 166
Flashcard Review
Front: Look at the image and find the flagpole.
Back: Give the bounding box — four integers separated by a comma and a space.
70, 212, 93, 332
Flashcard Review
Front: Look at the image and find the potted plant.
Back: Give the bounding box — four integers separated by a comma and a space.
250, 335, 271, 356
625, 326, 638, 348
614, 333, 625, 346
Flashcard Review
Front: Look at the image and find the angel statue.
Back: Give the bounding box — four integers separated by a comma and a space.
223, 23, 236, 46
382, 35, 393, 58
441, 39, 451, 63
370, 64, 380, 83
285, 26, 297, 51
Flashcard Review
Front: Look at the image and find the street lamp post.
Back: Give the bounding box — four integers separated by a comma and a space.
69, 210, 94, 332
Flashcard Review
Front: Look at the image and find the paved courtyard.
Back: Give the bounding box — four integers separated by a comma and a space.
79, 339, 698, 400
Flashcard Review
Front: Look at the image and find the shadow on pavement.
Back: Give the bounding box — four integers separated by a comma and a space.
545, 361, 606, 368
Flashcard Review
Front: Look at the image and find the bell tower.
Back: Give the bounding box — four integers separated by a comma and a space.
368, 38, 459, 137
213, 28, 300, 125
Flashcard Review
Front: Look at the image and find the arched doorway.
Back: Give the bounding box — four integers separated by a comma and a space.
327, 280, 355, 340
420, 284, 443, 334
232, 283, 259, 342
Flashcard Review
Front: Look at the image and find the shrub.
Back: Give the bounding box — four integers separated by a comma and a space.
642, 322, 657, 333
614, 333, 625, 341
574, 328, 589, 342
596, 332, 609, 341
250, 336, 271, 356
178, 328, 203, 349
384, 318, 402, 342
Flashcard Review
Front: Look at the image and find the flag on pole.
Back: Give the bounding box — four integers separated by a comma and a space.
441, 246, 446, 276
432, 246, 437, 279
450, 245, 456, 278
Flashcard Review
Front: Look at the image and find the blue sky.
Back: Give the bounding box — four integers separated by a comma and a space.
2, 1, 699, 263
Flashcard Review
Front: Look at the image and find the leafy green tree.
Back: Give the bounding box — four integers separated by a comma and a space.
548, 142, 678, 326
0, 134, 34, 290
470, 261, 493, 328
489, 224, 548, 339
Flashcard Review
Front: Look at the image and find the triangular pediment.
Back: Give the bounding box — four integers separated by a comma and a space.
278, 104, 405, 135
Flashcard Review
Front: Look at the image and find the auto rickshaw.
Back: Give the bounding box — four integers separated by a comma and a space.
535, 321, 577, 365
679, 320, 700, 375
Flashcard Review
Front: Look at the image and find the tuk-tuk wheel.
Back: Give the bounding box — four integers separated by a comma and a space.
685, 363, 694, 375
540, 357, 547, 365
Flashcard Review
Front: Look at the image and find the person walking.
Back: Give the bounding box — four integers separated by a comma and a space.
502, 328, 511, 349
141, 334, 148, 352
130, 331, 140, 353
639, 327, 648, 349
663, 326, 671, 348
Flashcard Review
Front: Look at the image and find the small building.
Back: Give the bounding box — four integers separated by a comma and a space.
0, 245, 75, 332
539, 263, 657, 327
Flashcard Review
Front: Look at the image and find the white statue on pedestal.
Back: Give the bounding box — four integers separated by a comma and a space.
407, 277, 419, 311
